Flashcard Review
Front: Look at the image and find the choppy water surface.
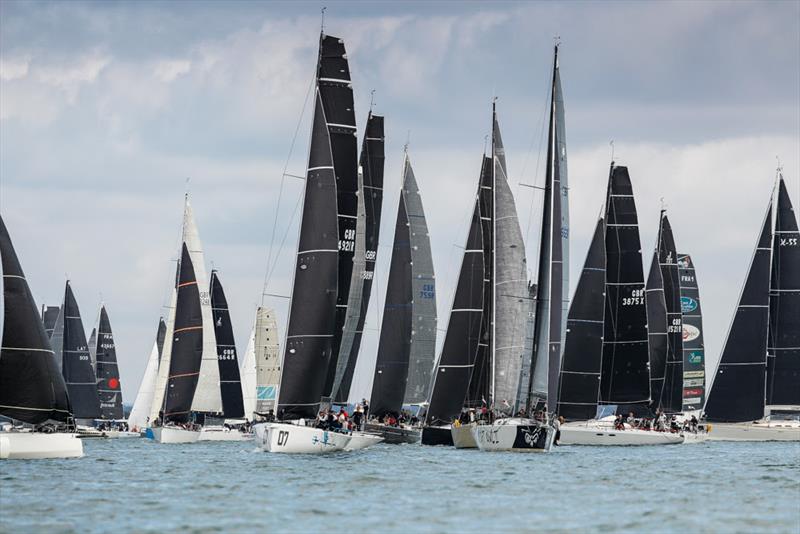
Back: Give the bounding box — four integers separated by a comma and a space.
1, 438, 798, 533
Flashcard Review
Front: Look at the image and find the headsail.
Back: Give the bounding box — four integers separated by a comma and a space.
645, 242, 668, 410
657, 214, 683, 413
95, 306, 124, 420
41, 305, 60, 339
242, 306, 280, 419
128, 317, 165, 429
0, 215, 72, 424
60, 281, 101, 420
210, 270, 245, 418
678, 254, 706, 412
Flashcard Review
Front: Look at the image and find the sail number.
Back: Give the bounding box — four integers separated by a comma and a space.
420, 284, 435, 299
780, 238, 798, 246
219, 348, 236, 361
199, 291, 210, 306
365, 250, 377, 261
277, 430, 289, 446
339, 229, 356, 252
622, 289, 644, 306
668, 318, 682, 333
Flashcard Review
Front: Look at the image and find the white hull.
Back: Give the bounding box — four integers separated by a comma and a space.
707, 422, 800, 442
472, 418, 555, 452
0, 432, 83, 459
198, 426, 253, 442
254, 422, 351, 454
149, 426, 201, 444
451, 422, 477, 449
681, 431, 709, 444
105, 430, 141, 439
559, 422, 684, 446
343, 432, 383, 451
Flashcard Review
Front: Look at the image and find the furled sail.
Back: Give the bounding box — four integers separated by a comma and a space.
678, 254, 706, 412
705, 201, 772, 422
210, 270, 245, 418
128, 317, 166, 429
557, 218, 605, 420
0, 215, 72, 424
599, 165, 650, 408
95, 306, 124, 420
163, 244, 204, 423
60, 281, 102, 420
332, 113, 385, 402
425, 199, 485, 426
766, 177, 799, 408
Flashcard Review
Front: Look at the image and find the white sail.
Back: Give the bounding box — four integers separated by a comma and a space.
255, 307, 280, 414
182, 197, 223, 413
128, 337, 160, 429
241, 317, 257, 420
150, 288, 176, 422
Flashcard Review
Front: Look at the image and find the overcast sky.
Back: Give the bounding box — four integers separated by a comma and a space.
1, 0, 798, 404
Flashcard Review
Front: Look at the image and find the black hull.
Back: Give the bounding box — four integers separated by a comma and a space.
421, 425, 453, 446
364, 423, 420, 444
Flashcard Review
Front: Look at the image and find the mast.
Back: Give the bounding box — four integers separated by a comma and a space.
0, 215, 72, 425
766, 176, 800, 408
557, 217, 605, 420
705, 197, 773, 422
60, 281, 102, 421
678, 254, 706, 412
95, 305, 124, 420
210, 270, 245, 419
332, 112, 385, 402
276, 33, 343, 419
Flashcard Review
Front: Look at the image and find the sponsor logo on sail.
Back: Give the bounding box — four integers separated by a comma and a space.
687, 351, 703, 365
684, 370, 705, 379
683, 378, 704, 387
683, 388, 703, 397
683, 397, 702, 405
683, 324, 700, 342
680, 297, 698, 313
257, 385, 276, 400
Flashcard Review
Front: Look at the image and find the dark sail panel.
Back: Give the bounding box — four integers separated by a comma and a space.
320, 34, 360, 399
95, 306, 124, 420
210, 270, 245, 418
0, 215, 72, 424
156, 316, 167, 366
334, 113, 385, 402
557, 218, 605, 420
41, 305, 60, 339
646, 248, 668, 411
369, 198, 413, 417
767, 178, 800, 407
277, 91, 339, 419
678, 254, 706, 412
706, 203, 772, 422
163, 244, 204, 423
599, 166, 650, 407
61, 282, 101, 420
425, 201, 484, 425
657, 214, 683, 413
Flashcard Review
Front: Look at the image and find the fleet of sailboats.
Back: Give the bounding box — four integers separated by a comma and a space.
2, 27, 798, 460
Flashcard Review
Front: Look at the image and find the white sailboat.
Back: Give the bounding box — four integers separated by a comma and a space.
127, 318, 166, 433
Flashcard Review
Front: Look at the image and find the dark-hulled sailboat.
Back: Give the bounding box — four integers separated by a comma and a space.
0, 215, 83, 459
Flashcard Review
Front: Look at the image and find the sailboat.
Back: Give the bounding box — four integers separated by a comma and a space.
127, 317, 166, 432
91, 305, 136, 437
50, 281, 102, 433
147, 195, 223, 444
472, 45, 568, 453
706, 174, 800, 441
0, 215, 83, 459
557, 165, 683, 446
254, 32, 381, 453
364, 148, 437, 444
199, 269, 250, 441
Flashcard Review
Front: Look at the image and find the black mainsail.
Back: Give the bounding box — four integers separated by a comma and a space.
678, 253, 706, 412
60, 281, 101, 421
277, 35, 342, 419
645, 232, 668, 411
210, 270, 245, 419
656, 213, 683, 413
766, 177, 799, 408
705, 201, 773, 422
0, 215, 72, 425
94, 305, 124, 420
163, 244, 204, 423
557, 218, 605, 420
332, 112, 385, 403
599, 165, 650, 410
41, 305, 60, 339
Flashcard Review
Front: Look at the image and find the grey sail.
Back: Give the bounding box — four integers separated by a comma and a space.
50, 305, 65, 373
41, 305, 60, 339
87, 327, 97, 373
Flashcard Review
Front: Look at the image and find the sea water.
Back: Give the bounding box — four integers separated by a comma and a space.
0, 439, 798, 532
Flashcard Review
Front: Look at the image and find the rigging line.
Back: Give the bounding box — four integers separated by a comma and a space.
261, 71, 316, 304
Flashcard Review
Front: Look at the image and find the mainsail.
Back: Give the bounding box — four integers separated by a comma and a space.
657, 214, 683, 413
705, 200, 773, 422
128, 317, 166, 429
59, 281, 101, 421
557, 218, 605, 420
766, 177, 800, 408
425, 199, 485, 426
332, 112, 385, 402
210, 270, 245, 418
94, 305, 124, 420
678, 254, 706, 412
0, 215, 72, 425
645, 233, 668, 411
276, 34, 344, 419
369, 152, 436, 416
599, 165, 650, 409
